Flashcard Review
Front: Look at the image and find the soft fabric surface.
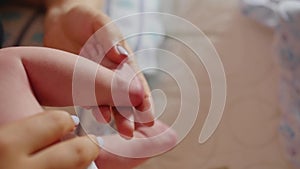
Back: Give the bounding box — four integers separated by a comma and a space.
135, 0, 293, 168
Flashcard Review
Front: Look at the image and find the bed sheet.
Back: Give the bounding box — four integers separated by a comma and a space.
135, 0, 293, 168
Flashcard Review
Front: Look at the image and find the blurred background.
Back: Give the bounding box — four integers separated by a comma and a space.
134, 0, 292, 169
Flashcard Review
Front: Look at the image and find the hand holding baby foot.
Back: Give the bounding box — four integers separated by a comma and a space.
43, 2, 177, 169
0, 46, 177, 169
79, 36, 155, 138
44, 0, 155, 138
45, 0, 156, 138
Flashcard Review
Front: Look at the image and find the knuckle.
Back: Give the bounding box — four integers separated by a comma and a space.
0, 137, 11, 153
72, 143, 92, 167
47, 111, 72, 131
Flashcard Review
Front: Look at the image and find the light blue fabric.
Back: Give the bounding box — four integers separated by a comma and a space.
276, 2, 300, 168
240, 0, 281, 28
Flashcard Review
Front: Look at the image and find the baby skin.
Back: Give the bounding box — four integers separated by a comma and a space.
0, 46, 177, 169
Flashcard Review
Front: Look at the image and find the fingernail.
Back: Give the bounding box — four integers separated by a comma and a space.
97, 137, 105, 147
71, 115, 80, 126
116, 45, 129, 56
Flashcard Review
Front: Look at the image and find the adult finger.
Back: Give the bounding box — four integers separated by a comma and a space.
32, 135, 101, 169
112, 107, 134, 139
82, 19, 155, 126
92, 106, 111, 123
80, 41, 128, 69
0, 110, 76, 153
121, 43, 155, 126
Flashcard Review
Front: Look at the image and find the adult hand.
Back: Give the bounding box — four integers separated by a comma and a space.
44, 0, 107, 54
0, 110, 100, 169
43, 2, 178, 169
44, 1, 155, 138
